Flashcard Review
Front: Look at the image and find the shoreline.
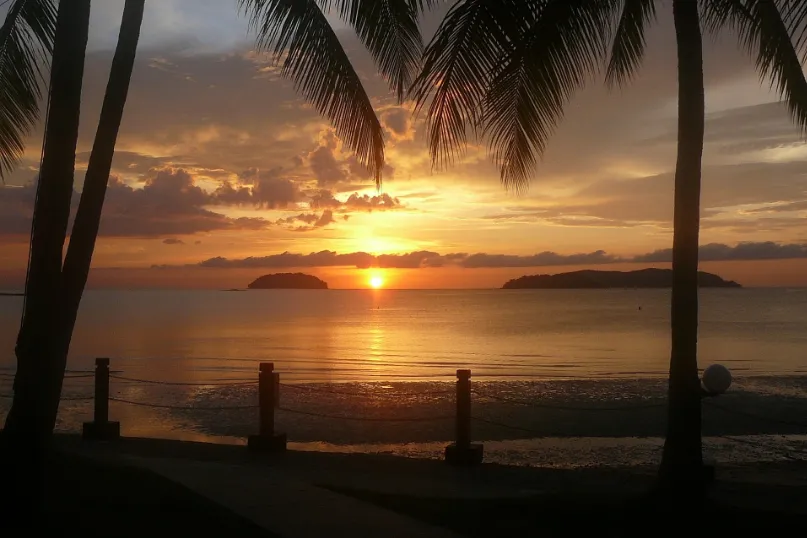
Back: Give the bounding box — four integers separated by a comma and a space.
57, 433, 807, 499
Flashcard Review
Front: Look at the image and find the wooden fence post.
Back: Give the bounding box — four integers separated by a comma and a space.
248, 362, 287, 452
445, 369, 483, 465
82, 358, 120, 441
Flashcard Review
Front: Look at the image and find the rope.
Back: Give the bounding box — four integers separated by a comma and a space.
0, 393, 91, 400
470, 416, 544, 435
278, 406, 452, 423
279, 383, 453, 397
714, 434, 807, 463
471, 390, 665, 412
0, 372, 94, 379
705, 400, 807, 429
109, 397, 257, 411
110, 375, 257, 387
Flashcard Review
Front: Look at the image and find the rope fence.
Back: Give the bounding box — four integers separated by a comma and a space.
704, 399, 807, 429
2, 358, 806, 465
110, 374, 257, 387
108, 397, 257, 411
277, 407, 452, 423
471, 389, 666, 412
278, 382, 453, 398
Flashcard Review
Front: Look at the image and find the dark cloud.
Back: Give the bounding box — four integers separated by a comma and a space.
309, 189, 342, 209
642, 102, 805, 156
380, 108, 414, 141
251, 177, 301, 208
308, 132, 348, 187
176, 241, 807, 270
100, 169, 251, 236
162, 238, 185, 245
0, 185, 38, 235
745, 200, 807, 214
309, 189, 403, 211
462, 251, 619, 268
344, 193, 402, 211
186, 250, 618, 270
275, 210, 335, 232
634, 242, 807, 263
0, 170, 270, 238
211, 181, 253, 205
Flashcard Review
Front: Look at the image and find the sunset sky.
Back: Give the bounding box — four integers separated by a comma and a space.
2, 1, 807, 289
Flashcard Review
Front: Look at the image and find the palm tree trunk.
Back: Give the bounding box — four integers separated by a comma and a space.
659, 0, 705, 490
62, 0, 145, 347
4, 0, 91, 440
1, 0, 91, 521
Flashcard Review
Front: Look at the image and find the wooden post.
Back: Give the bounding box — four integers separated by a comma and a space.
273, 372, 280, 409
259, 363, 274, 436
94, 357, 110, 424
248, 362, 287, 452
456, 369, 471, 448
82, 358, 120, 441
444, 369, 483, 465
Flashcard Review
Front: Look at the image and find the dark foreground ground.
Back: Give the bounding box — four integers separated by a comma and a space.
2, 435, 805, 537
7, 453, 276, 537
331, 485, 806, 537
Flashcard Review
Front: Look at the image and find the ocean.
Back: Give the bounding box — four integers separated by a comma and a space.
1, 288, 806, 467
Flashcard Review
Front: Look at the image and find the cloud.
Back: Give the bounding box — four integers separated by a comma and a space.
343, 192, 402, 211
0, 169, 271, 238
100, 168, 268, 236
308, 131, 348, 187
162, 238, 185, 245
380, 107, 415, 142
634, 242, 807, 263
167, 241, 807, 270
209, 167, 301, 208
462, 251, 620, 268
0, 185, 38, 235
275, 210, 335, 232
310, 189, 403, 212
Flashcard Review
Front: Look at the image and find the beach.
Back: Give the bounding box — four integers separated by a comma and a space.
2, 289, 806, 467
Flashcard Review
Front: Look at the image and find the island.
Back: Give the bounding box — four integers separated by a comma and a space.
247, 273, 329, 290
502, 268, 741, 289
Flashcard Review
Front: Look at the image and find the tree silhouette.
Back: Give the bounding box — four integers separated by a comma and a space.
411, 0, 807, 490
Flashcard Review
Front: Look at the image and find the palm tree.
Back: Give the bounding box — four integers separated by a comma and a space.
238, 0, 441, 185
0, 0, 145, 518
3, 0, 146, 442
411, 0, 807, 489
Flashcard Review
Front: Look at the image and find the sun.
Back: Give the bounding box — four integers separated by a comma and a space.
369, 275, 384, 289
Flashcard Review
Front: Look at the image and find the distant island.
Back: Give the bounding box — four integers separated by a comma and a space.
502, 269, 741, 289
248, 273, 328, 290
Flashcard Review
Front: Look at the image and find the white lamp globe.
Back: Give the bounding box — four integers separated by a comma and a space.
702, 364, 732, 395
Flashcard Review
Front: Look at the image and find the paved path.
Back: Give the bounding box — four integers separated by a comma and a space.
60, 435, 807, 536
132, 456, 463, 538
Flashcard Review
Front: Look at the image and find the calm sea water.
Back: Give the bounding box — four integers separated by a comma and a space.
2, 288, 807, 380
1, 289, 806, 467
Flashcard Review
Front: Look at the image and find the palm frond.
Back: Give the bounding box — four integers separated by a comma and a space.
0, 0, 57, 180
322, 0, 433, 101
239, 0, 385, 184
410, 0, 526, 171
484, 0, 620, 190
778, 0, 807, 56
710, 0, 807, 134
605, 0, 656, 88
